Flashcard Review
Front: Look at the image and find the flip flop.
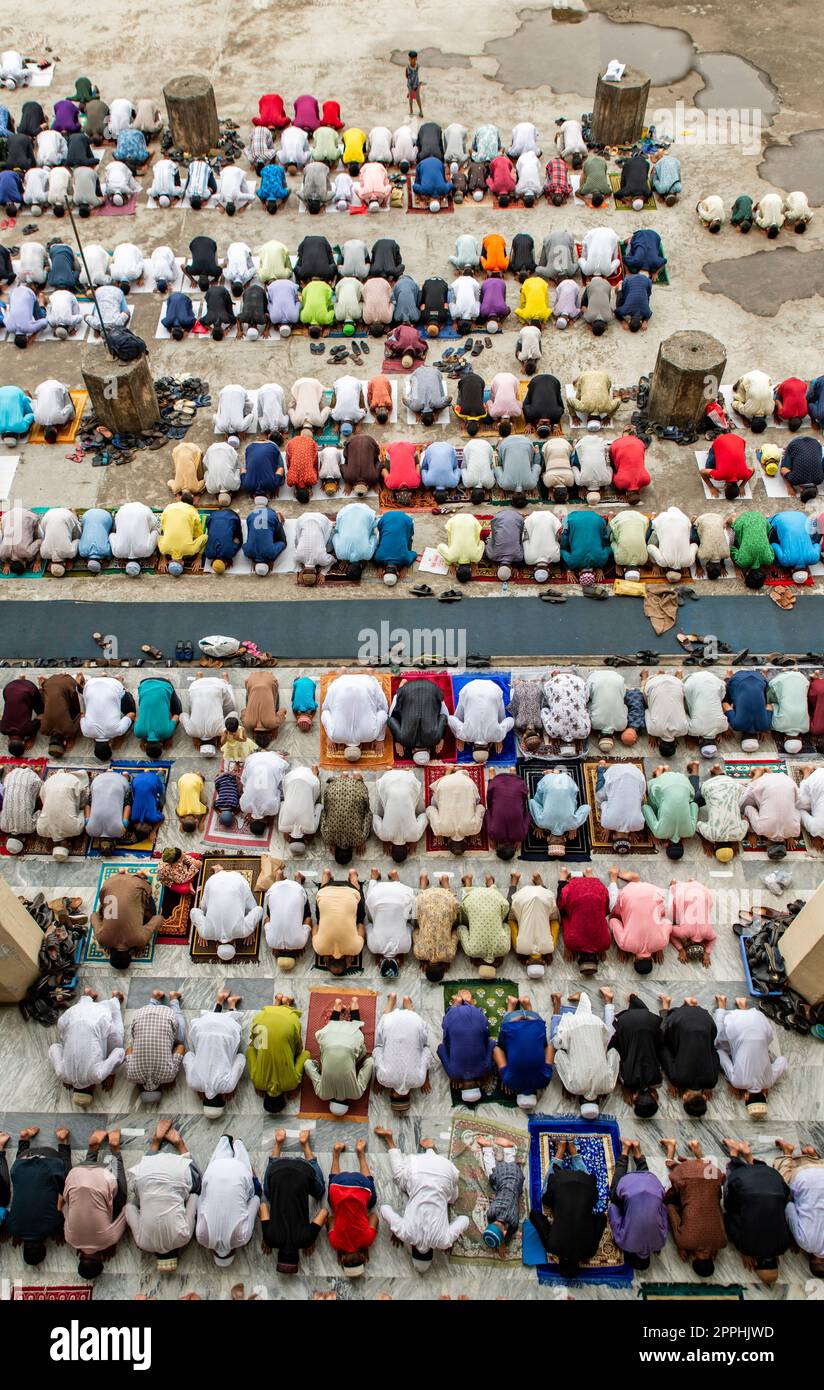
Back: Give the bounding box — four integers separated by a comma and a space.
538, 589, 567, 603
410, 583, 434, 596
141, 644, 163, 660
437, 589, 463, 603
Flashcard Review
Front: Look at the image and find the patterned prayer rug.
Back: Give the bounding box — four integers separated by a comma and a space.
83, 861, 160, 963
156, 878, 197, 945
86, 760, 171, 858
452, 671, 516, 765
390, 670, 457, 763
723, 757, 806, 852
189, 854, 263, 963
0, 756, 48, 856
517, 757, 591, 862
319, 670, 394, 769
424, 761, 489, 852
17, 1285, 93, 1301
406, 176, 454, 213
576, 234, 624, 287
619, 238, 670, 286
640, 1283, 744, 1300
442, 978, 518, 1106
582, 758, 657, 854
469, 515, 536, 583
298, 985, 377, 1121
447, 1114, 529, 1264
522, 1112, 632, 1286
608, 174, 656, 213
202, 761, 275, 850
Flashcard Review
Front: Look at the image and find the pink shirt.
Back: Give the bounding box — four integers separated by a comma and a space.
356, 163, 391, 197
488, 372, 522, 419
62, 1164, 127, 1255
609, 880, 672, 959
669, 881, 716, 947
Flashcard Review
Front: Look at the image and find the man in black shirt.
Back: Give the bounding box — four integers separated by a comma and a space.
369, 238, 404, 281
1, 131, 34, 170
420, 276, 450, 332
529, 1138, 605, 1279
199, 284, 236, 341
416, 121, 443, 161
659, 994, 719, 1116
239, 282, 268, 340
608, 994, 663, 1118
260, 1128, 327, 1275
522, 373, 565, 434
387, 677, 449, 764
509, 232, 537, 281
780, 435, 824, 501
185, 235, 222, 292
294, 235, 337, 285
722, 1137, 792, 1285
1, 1125, 71, 1266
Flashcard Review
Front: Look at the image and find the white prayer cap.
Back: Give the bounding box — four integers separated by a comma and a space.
52, 845, 70, 861
87, 558, 101, 573
329, 1100, 349, 1116
585, 489, 601, 504
200, 744, 217, 757
5, 838, 22, 855
213, 1252, 235, 1267
598, 736, 614, 753
741, 738, 760, 752
216, 943, 236, 961
288, 839, 306, 856
72, 1090, 93, 1108
217, 491, 231, 506
632, 197, 644, 210
580, 1101, 600, 1120
586, 418, 601, 431
336, 199, 348, 211
140, 1089, 161, 1103
624, 568, 640, 581
369, 200, 380, 213
246, 326, 259, 340
497, 565, 512, 582
277, 955, 296, 971
167, 560, 184, 576
227, 435, 240, 447
473, 746, 489, 763
50, 562, 66, 577
341, 1261, 365, 1278
253, 494, 268, 506
534, 567, 549, 584
279, 324, 292, 337
526, 963, 545, 980
383, 570, 398, 586
412, 749, 430, 766
560, 743, 576, 757
254, 563, 269, 576
54, 325, 68, 340
158, 194, 171, 208
461, 1087, 482, 1103
125, 561, 141, 577
555, 316, 568, 330
700, 743, 717, 758
203, 1101, 225, 1118
486, 319, 499, 333
450, 161, 459, 175
429, 199, 440, 213
344, 743, 362, 762
113, 193, 124, 206
665, 568, 681, 583
784, 738, 803, 754
793, 569, 809, 584
478, 964, 496, 980
473, 188, 484, 202
517, 1093, 538, 1110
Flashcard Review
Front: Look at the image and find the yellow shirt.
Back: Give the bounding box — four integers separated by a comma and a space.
176, 772, 207, 818
437, 514, 484, 566
342, 128, 367, 165
517, 276, 551, 322
257, 240, 292, 281
159, 502, 204, 559
222, 734, 258, 761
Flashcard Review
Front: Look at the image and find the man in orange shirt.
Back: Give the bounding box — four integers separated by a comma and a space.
286, 430, 320, 504
481, 234, 509, 274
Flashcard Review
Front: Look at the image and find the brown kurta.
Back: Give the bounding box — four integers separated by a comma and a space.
665, 1158, 726, 1255
40, 673, 82, 739
242, 671, 286, 735
341, 434, 382, 488
92, 870, 164, 954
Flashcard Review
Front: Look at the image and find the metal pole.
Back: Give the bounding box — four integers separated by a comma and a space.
66, 201, 114, 356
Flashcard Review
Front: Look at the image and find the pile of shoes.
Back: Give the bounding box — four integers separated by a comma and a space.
73, 376, 211, 467
736, 904, 824, 1035
17, 895, 88, 1027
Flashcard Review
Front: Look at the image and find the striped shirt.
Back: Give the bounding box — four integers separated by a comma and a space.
214, 770, 241, 811
185, 159, 215, 201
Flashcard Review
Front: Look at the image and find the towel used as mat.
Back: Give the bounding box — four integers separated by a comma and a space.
517, 757, 591, 862
390, 669, 457, 763
29, 391, 89, 445
93, 195, 137, 217
442, 978, 518, 1106
452, 671, 516, 764
298, 986, 377, 1120
447, 1115, 529, 1264
522, 1112, 632, 1286
318, 669, 394, 769
643, 586, 679, 634
424, 761, 489, 852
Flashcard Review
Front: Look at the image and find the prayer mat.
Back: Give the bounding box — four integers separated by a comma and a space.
319, 669, 394, 769
298, 985, 377, 1121
516, 734, 585, 760
313, 952, 364, 976
0, 551, 46, 579
516, 757, 591, 862
83, 859, 161, 962
608, 173, 656, 212
29, 392, 89, 444
379, 484, 440, 512
447, 1114, 529, 1264
189, 853, 263, 963
575, 239, 624, 287
19, 763, 95, 859
391, 669, 457, 763
424, 761, 489, 853
86, 760, 171, 858
522, 1112, 632, 1286
202, 760, 275, 850
764, 564, 814, 588
640, 1283, 744, 1301
380, 355, 419, 374
619, 239, 670, 286
442, 978, 519, 1106
452, 671, 516, 765
18, 1285, 92, 1301
406, 176, 454, 213
582, 758, 657, 853
0, 755, 48, 855
468, 515, 535, 583
723, 756, 806, 852
316, 559, 365, 586
156, 880, 197, 945
93, 195, 138, 216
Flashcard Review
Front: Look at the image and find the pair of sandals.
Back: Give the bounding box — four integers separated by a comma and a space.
410, 583, 461, 602
174, 641, 195, 662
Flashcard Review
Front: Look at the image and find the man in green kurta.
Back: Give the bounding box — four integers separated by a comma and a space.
729, 512, 774, 586
642, 765, 698, 859
247, 996, 310, 1114
133, 677, 182, 759
304, 997, 373, 1116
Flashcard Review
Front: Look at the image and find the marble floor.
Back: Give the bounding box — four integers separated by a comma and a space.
1, 663, 823, 1302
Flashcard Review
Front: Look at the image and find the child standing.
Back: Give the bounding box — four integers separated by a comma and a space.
406, 51, 423, 117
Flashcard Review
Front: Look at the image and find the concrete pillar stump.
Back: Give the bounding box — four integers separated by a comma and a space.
647, 331, 727, 429
82, 351, 160, 434
591, 65, 650, 147
163, 74, 220, 155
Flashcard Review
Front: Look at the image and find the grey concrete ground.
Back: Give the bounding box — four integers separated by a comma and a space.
1, 0, 824, 1303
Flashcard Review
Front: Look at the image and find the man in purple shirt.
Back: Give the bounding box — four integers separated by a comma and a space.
484, 768, 530, 858
608, 1137, 668, 1270
436, 991, 493, 1104
5, 285, 48, 349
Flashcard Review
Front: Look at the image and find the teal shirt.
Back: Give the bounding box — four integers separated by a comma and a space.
292, 676, 317, 716
133, 678, 177, 743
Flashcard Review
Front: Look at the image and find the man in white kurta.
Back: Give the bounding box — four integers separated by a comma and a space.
714, 1001, 787, 1098
550, 992, 618, 1112
125, 1145, 199, 1256
510, 877, 558, 961
239, 749, 289, 821
448, 677, 514, 758
181, 674, 236, 748
278, 765, 322, 844
320, 673, 388, 757
595, 761, 647, 834
373, 997, 432, 1099
365, 871, 416, 959
646, 507, 698, 573
295, 512, 334, 575
256, 382, 290, 435
110, 501, 161, 563
32, 379, 75, 430
378, 1136, 469, 1264
195, 1135, 259, 1266
578, 227, 621, 277
263, 873, 312, 952
190, 867, 263, 960
183, 1001, 247, 1100
372, 769, 427, 850
79, 675, 134, 743
214, 384, 256, 435
202, 441, 241, 498
48, 990, 125, 1097
798, 766, 824, 838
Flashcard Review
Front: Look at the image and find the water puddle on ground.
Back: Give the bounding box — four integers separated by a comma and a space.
700, 246, 824, 317
759, 130, 824, 204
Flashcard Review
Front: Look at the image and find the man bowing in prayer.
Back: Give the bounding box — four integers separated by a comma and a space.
376, 1127, 469, 1273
